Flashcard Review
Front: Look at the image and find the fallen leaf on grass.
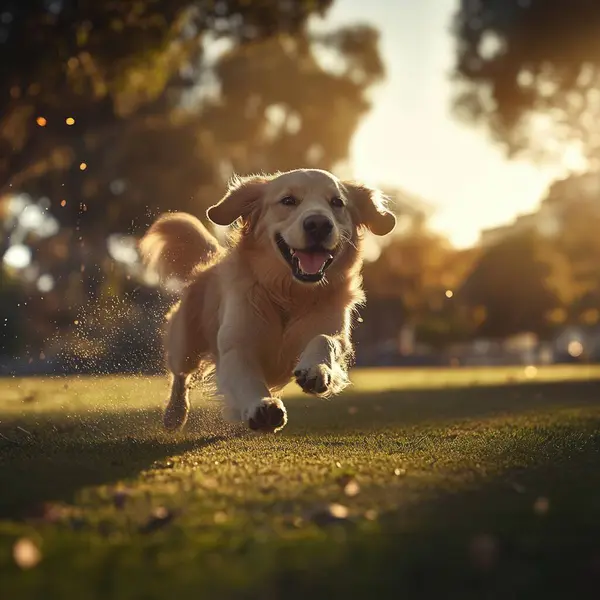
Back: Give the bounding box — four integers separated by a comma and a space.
13, 538, 41, 569
533, 496, 550, 515
139, 507, 175, 534
310, 503, 351, 527
469, 534, 498, 571
336, 474, 361, 497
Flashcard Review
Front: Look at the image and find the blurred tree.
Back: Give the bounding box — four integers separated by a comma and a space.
0, 0, 352, 230
458, 229, 572, 338
364, 225, 471, 316
452, 0, 600, 163
542, 173, 600, 322
361, 224, 478, 349
0, 0, 384, 364
0, 272, 27, 359
0, 0, 383, 236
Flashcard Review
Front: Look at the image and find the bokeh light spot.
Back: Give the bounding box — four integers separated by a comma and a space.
568, 340, 583, 358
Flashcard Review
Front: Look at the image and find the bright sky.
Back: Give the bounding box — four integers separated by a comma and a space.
322, 0, 564, 248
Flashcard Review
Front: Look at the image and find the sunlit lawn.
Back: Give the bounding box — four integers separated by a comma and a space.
1, 366, 600, 599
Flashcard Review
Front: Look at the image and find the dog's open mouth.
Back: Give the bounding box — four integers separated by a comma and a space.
276, 234, 335, 283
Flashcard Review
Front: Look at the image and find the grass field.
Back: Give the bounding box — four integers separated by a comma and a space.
1, 365, 600, 599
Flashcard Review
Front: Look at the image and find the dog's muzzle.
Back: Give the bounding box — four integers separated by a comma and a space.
275, 234, 336, 283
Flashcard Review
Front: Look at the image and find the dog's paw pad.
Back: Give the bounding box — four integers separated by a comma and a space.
294, 365, 331, 396
248, 398, 287, 433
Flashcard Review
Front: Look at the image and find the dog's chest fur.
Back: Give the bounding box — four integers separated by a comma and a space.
248, 291, 325, 390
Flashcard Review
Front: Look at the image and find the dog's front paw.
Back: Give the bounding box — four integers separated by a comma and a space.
294, 364, 338, 396
247, 398, 287, 433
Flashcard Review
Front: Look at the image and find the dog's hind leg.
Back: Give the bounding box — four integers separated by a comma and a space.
163, 300, 205, 432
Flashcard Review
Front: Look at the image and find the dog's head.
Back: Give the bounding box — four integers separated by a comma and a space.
207, 169, 396, 285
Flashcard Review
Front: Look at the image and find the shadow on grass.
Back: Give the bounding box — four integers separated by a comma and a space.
244, 378, 600, 598
2, 378, 600, 520
2, 378, 600, 598
286, 378, 600, 432
0, 405, 242, 519
269, 418, 600, 599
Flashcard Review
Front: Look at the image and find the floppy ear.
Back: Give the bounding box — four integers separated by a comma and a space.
206, 175, 269, 226
343, 181, 396, 236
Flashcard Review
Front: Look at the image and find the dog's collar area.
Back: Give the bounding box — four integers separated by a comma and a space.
275, 234, 335, 283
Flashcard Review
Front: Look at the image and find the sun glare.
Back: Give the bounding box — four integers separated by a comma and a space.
338, 0, 583, 248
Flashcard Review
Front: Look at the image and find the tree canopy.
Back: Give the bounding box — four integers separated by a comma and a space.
0, 0, 385, 362
452, 0, 600, 163
459, 229, 570, 338
0, 0, 384, 257
2, 0, 383, 236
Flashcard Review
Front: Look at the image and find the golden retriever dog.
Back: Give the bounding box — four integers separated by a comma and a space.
139, 168, 395, 433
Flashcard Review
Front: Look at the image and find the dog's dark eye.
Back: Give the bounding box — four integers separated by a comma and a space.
330, 196, 344, 208
280, 196, 297, 206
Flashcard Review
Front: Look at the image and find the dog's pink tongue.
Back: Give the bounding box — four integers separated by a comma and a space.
294, 251, 331, 274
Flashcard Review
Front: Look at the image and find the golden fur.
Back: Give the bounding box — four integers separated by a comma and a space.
139, 168, 396, 433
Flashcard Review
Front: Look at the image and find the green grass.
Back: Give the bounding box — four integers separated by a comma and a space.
1, 366, 600, 599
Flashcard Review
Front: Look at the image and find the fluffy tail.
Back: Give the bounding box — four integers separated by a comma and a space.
139, 212, 223, 283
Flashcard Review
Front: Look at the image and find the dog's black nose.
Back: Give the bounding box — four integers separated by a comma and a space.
303, 215, 333, 244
